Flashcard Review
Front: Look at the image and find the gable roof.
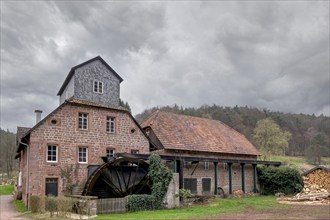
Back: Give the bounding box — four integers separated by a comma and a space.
16, 98, 143, 154
141, 111, 260, 156
57, 56, 123, 96
302, 166, 330, 176
16, 127, 31, 141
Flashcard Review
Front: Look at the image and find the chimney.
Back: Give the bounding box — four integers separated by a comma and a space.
35, 110, 43, 124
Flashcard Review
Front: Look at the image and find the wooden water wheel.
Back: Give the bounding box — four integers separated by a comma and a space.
82, 157, 151, 198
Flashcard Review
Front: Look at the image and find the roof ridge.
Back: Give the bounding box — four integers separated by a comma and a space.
141, 110, 161, 127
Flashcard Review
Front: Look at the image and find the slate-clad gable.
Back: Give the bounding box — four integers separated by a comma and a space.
58, 56, 123, 106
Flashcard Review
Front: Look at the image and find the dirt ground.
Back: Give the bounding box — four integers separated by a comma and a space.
210, 204, 330, 220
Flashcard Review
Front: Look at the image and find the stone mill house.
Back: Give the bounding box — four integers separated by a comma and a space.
16, 56, 280, 208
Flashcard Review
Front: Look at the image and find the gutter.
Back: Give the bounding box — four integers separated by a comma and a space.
18, 139, 30, 209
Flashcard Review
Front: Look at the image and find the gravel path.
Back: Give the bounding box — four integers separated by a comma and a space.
0, 195, 30, 220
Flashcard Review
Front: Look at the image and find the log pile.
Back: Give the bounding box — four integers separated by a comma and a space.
278, 168, 330, 204
303, 169, 330, 192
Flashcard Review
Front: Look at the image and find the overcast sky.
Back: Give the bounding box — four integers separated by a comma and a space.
1, 1, 329, 132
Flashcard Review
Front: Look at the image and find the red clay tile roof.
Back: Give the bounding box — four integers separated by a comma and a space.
141, 111, 260, 156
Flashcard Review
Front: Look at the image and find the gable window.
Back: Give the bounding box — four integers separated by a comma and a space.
106, 116, 115, 133
47, 145, 58, 162
78, 147, 88, 163
93, 80, 103, 93
78, 113, 88, 129
106, 148, 115, 158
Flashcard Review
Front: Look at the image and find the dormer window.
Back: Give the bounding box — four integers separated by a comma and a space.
93, 80, 103, 93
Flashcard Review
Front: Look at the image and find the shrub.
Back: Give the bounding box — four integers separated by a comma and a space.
57, 196, 75, 217
45, 195, 58, 217
29, 195, 45, 213
176, 189, 193, 199
257, 166, 303, 195
127, 194, 156, 212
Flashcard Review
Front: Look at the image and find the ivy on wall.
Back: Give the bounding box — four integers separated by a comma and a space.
127, 154, 173, 211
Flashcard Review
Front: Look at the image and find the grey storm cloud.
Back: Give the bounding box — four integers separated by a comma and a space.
1, 1, 329, 132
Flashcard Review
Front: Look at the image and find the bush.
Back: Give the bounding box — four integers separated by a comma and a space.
57, 196, 75, 217
176, 189, 193, 199
29, 195, 45, 213
45, 196, 58, 217
127, 194, 156, 212
257, 166, 303, 195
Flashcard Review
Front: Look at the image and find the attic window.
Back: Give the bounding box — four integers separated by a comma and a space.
93, 80, 103, 94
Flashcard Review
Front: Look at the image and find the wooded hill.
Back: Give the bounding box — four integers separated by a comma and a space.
135, 105, 329, 157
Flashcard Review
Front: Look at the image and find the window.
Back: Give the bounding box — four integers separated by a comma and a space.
93, 80, 103, 93
184, 178, 197, 194
202, 178, 211, 194
106, 148, 115, 158
131, 149, 139, 154
78, 147, 88, 163
45, 178, 58, 196
106, 117, 115, 133
204, 161, 210, 170
47, 145, 58, 162
78, 113, 88, 129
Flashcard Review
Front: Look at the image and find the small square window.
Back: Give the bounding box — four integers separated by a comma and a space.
78, 147, 88, 163
78, 113, 88, 129
93, 80, 103, 93
106, 116, 115, 133
47, 145, 58, 163
106, 148, 115, 158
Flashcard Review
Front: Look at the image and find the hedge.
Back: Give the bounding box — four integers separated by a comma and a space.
257, 166, 303, 195
127, 194, 156, 212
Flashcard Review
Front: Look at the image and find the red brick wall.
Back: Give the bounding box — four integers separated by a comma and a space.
23, 103, 149, 200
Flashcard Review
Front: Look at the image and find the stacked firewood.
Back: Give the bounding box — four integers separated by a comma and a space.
303, 169, 330, 192
288, 169, 330, 203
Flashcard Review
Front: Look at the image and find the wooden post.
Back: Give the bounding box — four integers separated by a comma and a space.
241, 163, 245, 193
179, 159, 183, 189
214, 161, 218, 195
252, 164, 257, 193
173, 160, 177, 173
228, 162, 232, 195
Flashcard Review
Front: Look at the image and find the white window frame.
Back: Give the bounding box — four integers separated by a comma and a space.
47, 145, 58, 163
78, 112, 88, 130
93, 80, 103, 94
204, 161, 210, 170
106, 116, 115, 133
106, 148, 115, 158
78, 147, 88, 164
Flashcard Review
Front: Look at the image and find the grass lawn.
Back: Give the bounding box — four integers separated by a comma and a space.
95, 196, 288, 220
267, 155, 330, 173
0, 184, 14, 195
13, 199, 28, 212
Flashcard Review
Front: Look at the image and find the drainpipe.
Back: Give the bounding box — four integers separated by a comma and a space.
18, 139, 29, 209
